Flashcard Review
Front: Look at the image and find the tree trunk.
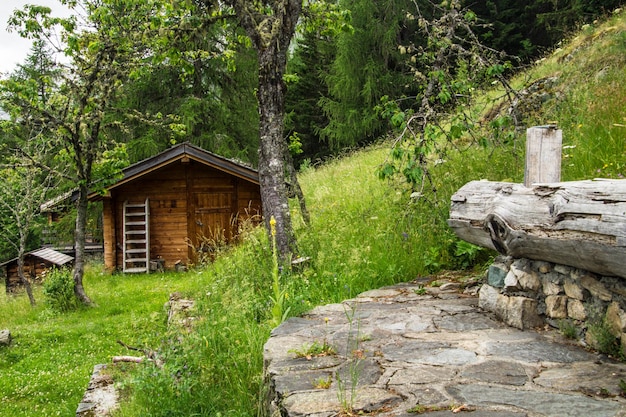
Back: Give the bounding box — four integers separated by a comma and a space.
448, 179, 626, 279
73, 183, 93, 305
257, 45, 296, 259
17, 233, 36, 307
284, 146, 310, 227
227, 0, 304, 262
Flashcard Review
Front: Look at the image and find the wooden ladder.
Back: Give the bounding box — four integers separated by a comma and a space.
123, 198, 150, 273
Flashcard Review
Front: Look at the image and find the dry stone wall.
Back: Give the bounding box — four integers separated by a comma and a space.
480, 256, 626, 354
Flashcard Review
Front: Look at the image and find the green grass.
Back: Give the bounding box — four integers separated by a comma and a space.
2, 9, 626, 417
0, 265, 203, 417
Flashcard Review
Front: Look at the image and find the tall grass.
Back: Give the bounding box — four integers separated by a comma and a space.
512, 8, 626, 181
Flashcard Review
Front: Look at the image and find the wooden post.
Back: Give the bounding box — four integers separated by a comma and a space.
524, 125, 562, 187
102, 198, 116, 272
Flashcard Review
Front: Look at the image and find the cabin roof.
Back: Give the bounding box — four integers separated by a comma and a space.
0, 247, 74, 268
89, 142, 259, 201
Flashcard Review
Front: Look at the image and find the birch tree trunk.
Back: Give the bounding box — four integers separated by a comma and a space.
448, 179, 626, 278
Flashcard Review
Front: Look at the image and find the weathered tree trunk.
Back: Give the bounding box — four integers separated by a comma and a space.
226, 0, 303, 261
448, 179, 626, 279
73, 183, 93, 305
18, 230, 36, 307
17, 255, 36, 307
257, 44, 297, 258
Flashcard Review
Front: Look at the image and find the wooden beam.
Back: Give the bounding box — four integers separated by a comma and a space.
524, 125, 562, 187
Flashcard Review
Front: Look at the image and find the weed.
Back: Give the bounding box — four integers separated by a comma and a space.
408, 404, 445, 414
423, 246, 442, 273
414, 286, 427, 295
358, 333, 372, 342
408, 403, 461, 414
290, 340, 337, 359
336, 303, 363, 414
269, 216, 290, 327
558, 319, 579, 339
619, 379, 626, 396
587, 315, 623, 359
42, 267, 79, 313
453, 240, 487, 270
313, 375, 332, 389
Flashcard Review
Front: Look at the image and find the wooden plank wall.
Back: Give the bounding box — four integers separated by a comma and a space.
4, 258, 56, 292
104, 159, 263, 271
236, 181, 263, 233
111, 162, 189, 270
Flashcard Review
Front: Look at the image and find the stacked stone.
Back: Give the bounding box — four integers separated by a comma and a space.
479, 256, 626, 353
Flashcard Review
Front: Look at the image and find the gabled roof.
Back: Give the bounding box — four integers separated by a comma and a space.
0, 247, 74, 268
89, 142, 259, 201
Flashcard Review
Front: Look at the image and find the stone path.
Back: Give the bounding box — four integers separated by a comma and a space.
264, 279, 626, 416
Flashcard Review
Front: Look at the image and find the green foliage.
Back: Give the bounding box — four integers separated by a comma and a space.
469, 0, 624, 62
453, 240, 488, 270
269, 217, 291, 327
558, 320, 579, 339
588, 315, 622, 358
320, 0, 419, 148
42, 268, 79, 313
378, 1, 517, 193
290, 340, 337, 358
285, 29, 336, 166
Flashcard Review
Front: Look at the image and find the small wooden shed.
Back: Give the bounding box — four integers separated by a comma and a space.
89, 142, 262, 272
1, 248, 74, 293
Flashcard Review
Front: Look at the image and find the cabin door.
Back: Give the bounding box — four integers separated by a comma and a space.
192, 191, 235, 253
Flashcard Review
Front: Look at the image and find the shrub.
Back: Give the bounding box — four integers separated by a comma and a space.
42, 268, 79, 313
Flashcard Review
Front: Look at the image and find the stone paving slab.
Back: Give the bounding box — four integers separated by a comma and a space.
264, 281, 626, 416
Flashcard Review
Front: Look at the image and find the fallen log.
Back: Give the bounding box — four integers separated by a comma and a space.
448, 179, 626, 279
112, 355, 144, 364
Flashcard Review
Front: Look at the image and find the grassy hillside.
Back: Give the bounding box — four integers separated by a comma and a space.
1, 8, 625, 417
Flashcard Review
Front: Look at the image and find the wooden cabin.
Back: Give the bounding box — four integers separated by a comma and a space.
89, 142, 262, 272
1, 248, 74, 293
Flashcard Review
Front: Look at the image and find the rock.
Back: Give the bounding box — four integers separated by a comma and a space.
76, 364, 118, 416
517, 269, 541, 292
605, 302, 626, 337
580, 275, 612, 302
534, 261, 552, 274
265, 280, 626, 417
495, 293, 510, 323
504, 296, 543, 330
488, 263, 508, 288
0, 329, 11, 346
541, 277, 562, 296
534, 362, 626, 397
449, 384, 622, 417
438, 282, 461, 292
545, 295, 568, 319
554, 264, 572, 275
607, 278, 626, 298
478, 284, 499, 313
563, 279, 585, 301
568, 299, 587, 321
461, 360, 528, 386
504, 270, 519, 289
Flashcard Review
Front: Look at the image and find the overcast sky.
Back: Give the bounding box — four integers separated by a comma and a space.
1, 0, 72, 76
